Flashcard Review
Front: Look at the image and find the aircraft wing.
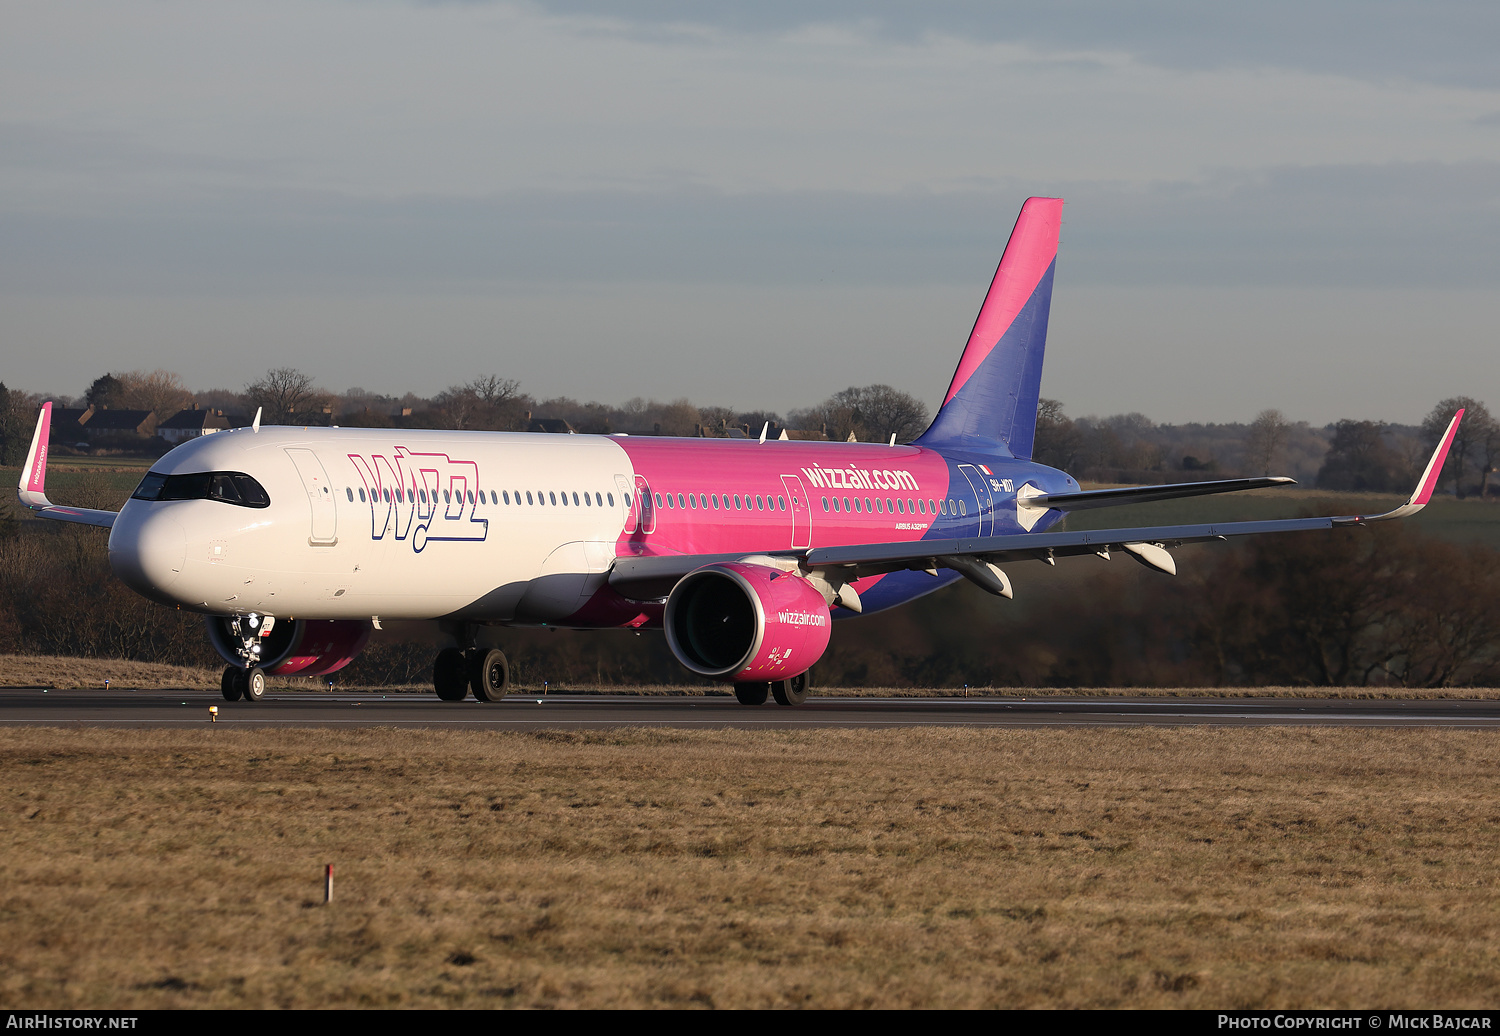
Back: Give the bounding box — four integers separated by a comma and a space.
15, 402, 121, 529
1018, 476, 1294, 514
608, 410, 1464, 599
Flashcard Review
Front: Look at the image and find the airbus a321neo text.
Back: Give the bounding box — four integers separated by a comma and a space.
17, 198, 1464, 705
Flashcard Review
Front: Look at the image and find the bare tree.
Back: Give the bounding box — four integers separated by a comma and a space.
857, 384, 929, 443
1316, 420, 1406, 492
245, 368, 324, 424
117, 369, 194, 419
654, 398, 702, 437
694, 405, 736, 436
789, 389, 860, 442
436, 375, 529, 430
1246, 408, 1289, 476
467, 375, 522, 408
194, 387, 249, 417
434, 385, 481, 430
793, 384, 928, 443
1032, 398, 1083, 469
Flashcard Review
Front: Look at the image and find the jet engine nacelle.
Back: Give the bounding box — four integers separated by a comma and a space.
207, 616, 371, 677
664, 562, 831, 682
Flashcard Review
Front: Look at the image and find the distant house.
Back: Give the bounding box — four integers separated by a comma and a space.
81, 408, 157, 439
527, 418, 576, 434
45, 405, 157, 444
157, 406, 231, 445
726, 422, 829, 441
49, 408, 94, 444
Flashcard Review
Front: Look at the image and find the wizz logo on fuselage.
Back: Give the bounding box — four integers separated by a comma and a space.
348, 447, 488, 553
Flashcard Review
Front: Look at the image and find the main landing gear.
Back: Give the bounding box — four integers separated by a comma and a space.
434, 647, 510, 703
220, 665, 267, 703
734, 670, 811, 707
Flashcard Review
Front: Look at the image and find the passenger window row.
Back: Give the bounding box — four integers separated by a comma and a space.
654, 492, 787, 513
821, 496, 956, 517
344, 486, 625, 510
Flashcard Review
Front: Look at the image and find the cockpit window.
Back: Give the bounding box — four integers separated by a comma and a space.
132, 471, 271, 508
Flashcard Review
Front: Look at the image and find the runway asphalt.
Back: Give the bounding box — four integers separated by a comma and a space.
3, 688, 1500, 729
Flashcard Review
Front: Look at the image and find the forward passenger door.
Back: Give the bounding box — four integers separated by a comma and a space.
286, 448, 338, 546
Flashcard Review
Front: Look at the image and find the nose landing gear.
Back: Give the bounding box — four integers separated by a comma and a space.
220, 665, 266, 702
220, 613, 273, 703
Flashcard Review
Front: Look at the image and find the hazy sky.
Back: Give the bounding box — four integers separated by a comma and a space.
3, 2, 1498, 423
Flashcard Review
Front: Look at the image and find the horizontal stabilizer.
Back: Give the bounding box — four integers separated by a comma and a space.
1018, 476, 1295, 514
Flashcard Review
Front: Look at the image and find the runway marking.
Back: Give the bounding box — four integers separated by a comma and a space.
4, 690, 1499, 729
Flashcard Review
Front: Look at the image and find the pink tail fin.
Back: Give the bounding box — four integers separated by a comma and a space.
916, 197, 1063, 456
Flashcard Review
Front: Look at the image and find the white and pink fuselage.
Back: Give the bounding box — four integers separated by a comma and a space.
107, 425, 1074, 629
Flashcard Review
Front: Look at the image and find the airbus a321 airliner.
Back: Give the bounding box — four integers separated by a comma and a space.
17, 198, 1463, 706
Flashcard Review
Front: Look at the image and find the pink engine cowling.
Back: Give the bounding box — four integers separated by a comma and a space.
206, 617, 371, 677
664, 562, 831, 682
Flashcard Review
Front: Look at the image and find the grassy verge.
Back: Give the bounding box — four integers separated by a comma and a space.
3, 727, 1499, 1008
5, 654, 1500, 698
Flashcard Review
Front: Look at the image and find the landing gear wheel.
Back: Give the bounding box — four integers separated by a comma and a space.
733, 682, 769, 706
469, 648, 509, 703
434, 647, 470, 701
771, 671, 810, 707
221, 667, 243, 702
240, 667, 267, 703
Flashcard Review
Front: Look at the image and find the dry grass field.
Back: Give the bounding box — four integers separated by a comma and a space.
2, 726, 1499, 1009
6, 654, 1500, 698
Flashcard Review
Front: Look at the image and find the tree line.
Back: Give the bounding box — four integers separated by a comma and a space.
1034, 397, 1499, 500
0, 367, 931, 454
3, 365, 1495, 497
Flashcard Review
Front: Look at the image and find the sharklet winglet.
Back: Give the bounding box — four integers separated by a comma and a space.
1353, 408, 1464, 523
18, 402, 52, 509
16, 402, 119, 529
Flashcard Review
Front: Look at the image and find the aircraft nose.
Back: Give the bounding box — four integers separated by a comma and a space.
109, 507, 187, 598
